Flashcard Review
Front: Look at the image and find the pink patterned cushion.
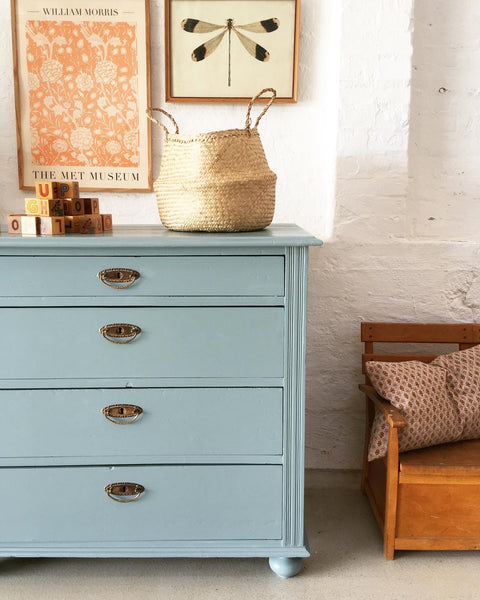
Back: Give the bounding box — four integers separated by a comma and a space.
366, 360, 463, 461
432, 344, 480, 440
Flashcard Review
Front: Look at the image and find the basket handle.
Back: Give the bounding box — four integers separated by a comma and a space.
146, 108, 180, 136
245, 88, 277, 130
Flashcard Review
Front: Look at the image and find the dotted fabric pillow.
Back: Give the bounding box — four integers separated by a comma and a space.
366, 360, 463, 461
432, 344, 480, 440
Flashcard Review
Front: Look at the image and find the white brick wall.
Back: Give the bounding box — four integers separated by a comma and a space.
408, 0, 480, 240
305, 0, 480, 468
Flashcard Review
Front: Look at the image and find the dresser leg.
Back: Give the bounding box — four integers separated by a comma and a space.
268, 557, 304, 578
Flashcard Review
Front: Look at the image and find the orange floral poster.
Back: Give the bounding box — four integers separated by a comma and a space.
12, 0, 151, 191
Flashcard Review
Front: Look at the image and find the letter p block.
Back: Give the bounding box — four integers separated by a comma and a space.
58, 181, 79, 199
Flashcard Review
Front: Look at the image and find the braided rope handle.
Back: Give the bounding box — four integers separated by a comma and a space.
245, 88, 277, 130
146, 107, 180, 136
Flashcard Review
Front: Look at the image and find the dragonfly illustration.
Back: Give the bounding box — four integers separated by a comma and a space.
181, 17, 280, 87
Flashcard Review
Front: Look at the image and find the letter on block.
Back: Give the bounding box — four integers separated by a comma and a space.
40, 216, 65, 235
64, 216, 74, 233
25, 198, 41, 215
87, 214, 103, 234
27, 198, 64, 216
41, 199, 64, 216
75, 214, 103, 234
65, 215, 88, 234
83, 198, 100, 214
21, 216, 40, 235
7, 214, 24, 234
63, 198, 85, 216
35, 181, 58, 199
58, 181, 79, 199
101, 214, 113, 231
81, 215, 101, 234
65, 214, 102, 234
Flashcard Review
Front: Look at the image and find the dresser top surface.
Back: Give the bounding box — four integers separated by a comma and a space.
0, 224, 322, 248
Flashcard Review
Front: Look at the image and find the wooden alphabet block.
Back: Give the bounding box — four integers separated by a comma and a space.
57, 181, 79, 199
74, 214, 102, 234
39, 216, 65, 235
26, 198, 64, 217
65, 214, 103, 234
87, 214, 103, 234
25, 198, 41, 215
35, 181, 58, 200
83, 198, 100, 214
101, 214, 113, 231
7, 214, 24, 234
42, 199, 64, 216
20, 216, 41, 235
63, 198, 85, 216
64, 216, 75, 233
65, 215, 89, 234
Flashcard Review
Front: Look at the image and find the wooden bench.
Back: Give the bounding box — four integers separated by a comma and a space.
360, 322, 480, 559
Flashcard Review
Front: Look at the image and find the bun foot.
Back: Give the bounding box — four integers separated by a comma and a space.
269, 557, 304, 578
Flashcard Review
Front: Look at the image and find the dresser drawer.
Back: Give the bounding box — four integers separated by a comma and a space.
0, 465, 282, 542
0, 388, 282, 461
0, 256, 284, 297
0, 307, 283, 381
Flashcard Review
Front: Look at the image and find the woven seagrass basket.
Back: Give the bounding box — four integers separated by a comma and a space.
146, 88, 277, 232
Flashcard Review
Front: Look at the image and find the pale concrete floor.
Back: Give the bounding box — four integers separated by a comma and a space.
1, 470, 479, 600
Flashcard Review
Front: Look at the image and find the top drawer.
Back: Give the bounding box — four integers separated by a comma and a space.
0, 256, 284, 298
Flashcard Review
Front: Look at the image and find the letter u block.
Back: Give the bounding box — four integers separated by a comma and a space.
35, 181, 58, 199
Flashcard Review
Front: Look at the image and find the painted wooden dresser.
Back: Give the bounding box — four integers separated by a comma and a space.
0, 224, 321, 578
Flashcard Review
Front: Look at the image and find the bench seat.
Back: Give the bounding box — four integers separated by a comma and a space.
360, 322, 480, 559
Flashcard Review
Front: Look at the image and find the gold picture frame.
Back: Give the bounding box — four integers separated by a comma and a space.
11, 0, 152, 191
165, 0, 300, 102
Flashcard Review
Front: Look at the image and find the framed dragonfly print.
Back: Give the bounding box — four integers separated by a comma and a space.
165, 0, 300, 102
11, 0, 152, 191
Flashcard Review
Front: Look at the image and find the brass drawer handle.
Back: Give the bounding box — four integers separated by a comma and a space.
105, 482, 145, 503
102, 404, 143, 424
98, 268, 140, 289
100, 323, 141, 344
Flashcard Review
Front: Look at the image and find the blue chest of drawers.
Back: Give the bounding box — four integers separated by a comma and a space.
0, 224, 321, 578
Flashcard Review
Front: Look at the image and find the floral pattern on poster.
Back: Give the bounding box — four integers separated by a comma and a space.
26, 20, 139, 168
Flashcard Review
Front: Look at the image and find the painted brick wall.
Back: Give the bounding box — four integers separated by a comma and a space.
306, 0, 480, 469
408, 1, 480, 240
305, 0, 414, 468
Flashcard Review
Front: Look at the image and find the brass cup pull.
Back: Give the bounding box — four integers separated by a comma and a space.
102, 404, 143, 424
100, 323, 141, 344
98, 268, 140, 289
105, 482, 145, 503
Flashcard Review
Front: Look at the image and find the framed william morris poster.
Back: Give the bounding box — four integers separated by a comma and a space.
165, 0, 300, 102
11, 0, 152, 191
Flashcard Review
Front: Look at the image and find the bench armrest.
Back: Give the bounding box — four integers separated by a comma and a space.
359, 384, 406, 429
